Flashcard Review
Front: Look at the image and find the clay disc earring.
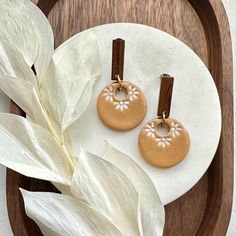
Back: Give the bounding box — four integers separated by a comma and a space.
97, 38, 147, 131
138, 74, 190, 168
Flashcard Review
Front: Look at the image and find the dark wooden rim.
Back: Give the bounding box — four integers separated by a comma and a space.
6, 0, 233, 235
189, 1, 234, 234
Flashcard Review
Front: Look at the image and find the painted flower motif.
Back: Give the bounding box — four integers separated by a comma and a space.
103, 86, 114, 102
115, 101, 129, 111
170, 122, 182, 137
128, 86, 139, 101
156, 137, 171, 147
145, 122, 157, 138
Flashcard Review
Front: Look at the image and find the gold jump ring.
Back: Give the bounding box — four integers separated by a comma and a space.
115, 74, 122, 90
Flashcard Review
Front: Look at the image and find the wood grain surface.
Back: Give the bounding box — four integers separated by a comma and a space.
6, 0, 233, 235
157, 75, 174, 118
111, 38, 125, 81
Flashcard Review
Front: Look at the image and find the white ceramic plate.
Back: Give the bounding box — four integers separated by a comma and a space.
69, 23, 221, 205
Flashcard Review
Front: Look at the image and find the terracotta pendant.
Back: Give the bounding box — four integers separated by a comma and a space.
138, 75, 190, 168
97, 38, 147, 131
139, 116, 190, 167
97, 79, 146, 130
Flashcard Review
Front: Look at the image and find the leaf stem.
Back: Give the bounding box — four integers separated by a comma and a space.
35, 89, 76, 172
32, 65, 75, 172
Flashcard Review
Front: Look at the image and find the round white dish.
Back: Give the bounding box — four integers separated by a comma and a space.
69, 23, 221, 205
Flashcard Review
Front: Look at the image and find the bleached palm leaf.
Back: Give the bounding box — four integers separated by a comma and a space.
0, 0, 38, 67
0, 76, 33, 116
21, 189, 122, 236
102, 142, 165, 236
0, 0, 54, 81
25, 0, 54, 80
0, 113, 72, 185
71, 149, 142, 236
41, 30, 101, 132
0, 42, 36, 85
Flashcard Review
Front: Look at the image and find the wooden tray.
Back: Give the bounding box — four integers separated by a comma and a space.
6, 0, 233, 235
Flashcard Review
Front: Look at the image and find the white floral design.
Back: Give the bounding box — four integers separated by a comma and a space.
103, 86, 114, 102
156, 137, 171, 147
170, 122, 182, 137
114, 101, 129, 111
145, 122, 157, 138
102, 85, 140, 112
144, 121, 183, 148
128, 86, 139, 101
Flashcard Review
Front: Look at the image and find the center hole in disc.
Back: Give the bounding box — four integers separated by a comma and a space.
156, 123, 170, 136
115, 87, 128, 101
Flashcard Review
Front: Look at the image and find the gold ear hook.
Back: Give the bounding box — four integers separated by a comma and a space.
162, 111, 166, 125
115, 74, 122, 90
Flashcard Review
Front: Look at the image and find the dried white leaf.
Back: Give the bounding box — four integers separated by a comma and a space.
31, 91, 76, 164
0, 76, 33, 116
0, 113, 72, 185
0, 74, 70, 153
0, 0, 38, 67
0, 0, 54, 81
63, 129, 74, 156
0, 42, 36, 85
71, 149, 142, 236
20, 189, 122, 236
32, 90, 61, 139
102, 142, 165, 236
52, 182, 72, 195
41, 30, 101, 132
25, 1, 54, 80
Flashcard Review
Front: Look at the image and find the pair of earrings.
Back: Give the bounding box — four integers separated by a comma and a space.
97, 39, 190, 168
